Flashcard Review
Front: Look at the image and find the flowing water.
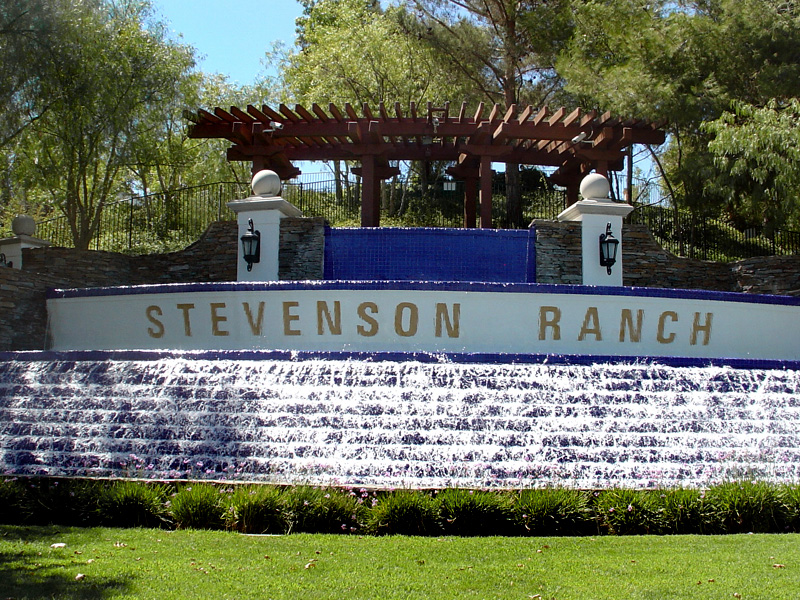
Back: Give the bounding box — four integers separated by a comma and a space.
2, 356, 800, 488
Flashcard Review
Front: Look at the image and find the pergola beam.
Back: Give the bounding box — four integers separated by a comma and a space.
189, 101, 666, 226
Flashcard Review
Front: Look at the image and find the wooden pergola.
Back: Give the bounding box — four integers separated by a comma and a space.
187, 101, 666, 227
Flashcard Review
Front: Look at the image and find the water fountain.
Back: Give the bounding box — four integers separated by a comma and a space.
2, 172, 799, 488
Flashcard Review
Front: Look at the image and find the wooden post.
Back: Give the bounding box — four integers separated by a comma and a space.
464, 176, 478, 228
479, 156, 492, 228
360, 155, 380, 227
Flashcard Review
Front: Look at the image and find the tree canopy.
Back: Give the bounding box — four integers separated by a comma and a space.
557, 0, 800, 225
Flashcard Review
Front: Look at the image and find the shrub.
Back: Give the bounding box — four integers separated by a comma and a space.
282, 486, 363, 534
22, 478, 100, 526
705, 481, 790, 533
96, 481, 170, 528
653, 488, 719, 534
225, 485, 286, 534
515, 488, 593, 536
437, 489, 515, 536
779, 484, 800, 532
595, 489, 662, 535
169, 484, 226, 530
367, 490, 439, 536
0, 478, 26, 524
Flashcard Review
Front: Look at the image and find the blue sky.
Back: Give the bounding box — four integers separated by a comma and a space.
154, 0, 304, 85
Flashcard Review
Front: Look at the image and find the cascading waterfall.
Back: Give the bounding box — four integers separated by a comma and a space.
2, 355, 800, 488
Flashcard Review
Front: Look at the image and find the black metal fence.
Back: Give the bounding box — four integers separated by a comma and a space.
31, 176, 800, 261
629, 205, 800, 261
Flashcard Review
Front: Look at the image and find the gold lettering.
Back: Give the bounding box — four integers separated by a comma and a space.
316, 301, 342, 335
538, 306, 561, 340
176, 303, 195, 337
578, 306, 602, 341
394, 302, 419, 337
282, 301, 301, 336
657, 311, 678, 344
691, 312, 713, 346
243, 302, 265, 336
619, 309, 644, 343
146, 305, 164, 339
210, 302, 229, 337
435, 303, 460, 338
357, 302, 379, 337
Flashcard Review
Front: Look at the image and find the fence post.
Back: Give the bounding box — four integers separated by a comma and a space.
128, 194, 134, 250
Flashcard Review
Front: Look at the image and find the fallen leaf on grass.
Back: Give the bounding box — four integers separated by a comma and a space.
50, 543, 66, 549
75, 573, 85, 581
773, 564, 785, 569
304, 560, 316, 569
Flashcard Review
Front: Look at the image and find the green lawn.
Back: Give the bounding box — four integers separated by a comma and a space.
1, 526, 798, 599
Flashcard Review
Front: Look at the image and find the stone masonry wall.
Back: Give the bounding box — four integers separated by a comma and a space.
3, 218, 325, 351
279, 217, 326, 281
533, 219, 798, 294
0, 268, 73, 351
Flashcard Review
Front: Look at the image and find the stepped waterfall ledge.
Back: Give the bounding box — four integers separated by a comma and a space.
3, 171, 800, 489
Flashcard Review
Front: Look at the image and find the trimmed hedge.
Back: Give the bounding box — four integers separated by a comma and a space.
3, 477, 800, 536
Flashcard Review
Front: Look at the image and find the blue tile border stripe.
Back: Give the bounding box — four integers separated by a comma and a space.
47, 279, 800, 308
2, 349, 799, 371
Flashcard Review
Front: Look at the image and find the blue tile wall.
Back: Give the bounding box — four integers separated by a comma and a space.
324, 227, 536, 282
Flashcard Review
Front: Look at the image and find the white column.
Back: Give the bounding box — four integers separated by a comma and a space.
557, 174, 633, 287
226, 170, 302, 282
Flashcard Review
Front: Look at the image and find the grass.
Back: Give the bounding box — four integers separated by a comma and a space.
2, 526, 799, 599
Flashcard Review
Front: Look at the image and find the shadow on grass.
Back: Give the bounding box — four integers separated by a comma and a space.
1, 526, 133, 599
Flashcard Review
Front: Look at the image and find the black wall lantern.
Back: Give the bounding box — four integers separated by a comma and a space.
598, 222, 619, 275
240, 218, 261, 271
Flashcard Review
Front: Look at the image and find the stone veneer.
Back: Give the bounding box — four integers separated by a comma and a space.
1, 217, 799, 351
533, 220, 800, 295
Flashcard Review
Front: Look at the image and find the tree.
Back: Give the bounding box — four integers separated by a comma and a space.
557, 0, 800, 221
282, 0, 479, 216
404, 0, 574, 226
705, 99, 800, 233
17, 0, 194, 249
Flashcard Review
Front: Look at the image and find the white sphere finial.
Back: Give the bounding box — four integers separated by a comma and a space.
579, 173, 611, 200
11, 215, 35, 237
251, 170, 282, 197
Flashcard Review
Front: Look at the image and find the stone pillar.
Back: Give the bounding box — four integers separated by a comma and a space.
227, 170, 302, 281
557, 174, 633, 287
0, 215, 51, 269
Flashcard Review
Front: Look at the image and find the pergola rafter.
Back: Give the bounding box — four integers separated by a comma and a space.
188, 101, 666, 227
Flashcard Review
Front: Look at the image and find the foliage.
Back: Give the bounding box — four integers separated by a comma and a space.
2, 1, 193, 248
96, 481, 170, 528
705, 481, 791, 533
436, 488, 515, 536
7, 478, 800, 539
594, 488, 662, 535
557, 0, 800, 224
169, 484, 226, 530
705, 99, 800, 232
282, 486, 364, 534
515, 487, 593, 536
0, 478, 27, 524
287, 0, 472, 107
367, 489, 439, 535
224, 485, 287, 534
652, 488, 719, 535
